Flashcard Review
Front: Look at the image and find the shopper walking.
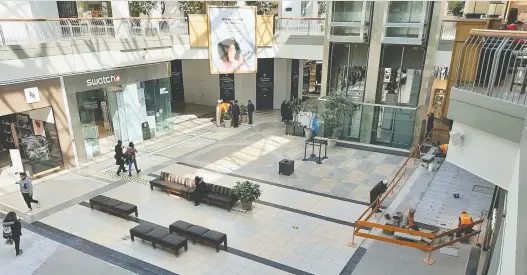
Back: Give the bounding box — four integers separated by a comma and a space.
231, 100, 240, 128
2, 212, 22, 256
16, 172, 39, 212
125, 142, 141, 176
247, 100, 255, 125
114, 140, 127, 176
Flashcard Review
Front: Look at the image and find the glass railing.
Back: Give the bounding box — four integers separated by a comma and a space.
454, 29, 527, 105
318, 101, 418, 150
274, 17, 325, 36
0, 17, 188, 45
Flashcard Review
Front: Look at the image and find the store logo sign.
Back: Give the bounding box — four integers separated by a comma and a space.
86, 74, 121, 87
24, 87, 40, 104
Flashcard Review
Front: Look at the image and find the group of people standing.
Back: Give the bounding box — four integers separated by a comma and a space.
114, 140, 141, 177
226, 100, 256, 127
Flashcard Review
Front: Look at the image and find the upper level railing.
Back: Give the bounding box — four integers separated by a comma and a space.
274, 17, 324, 36
0, 17, 188, 45
440, 20, 457, 41
454, 29, 527, 105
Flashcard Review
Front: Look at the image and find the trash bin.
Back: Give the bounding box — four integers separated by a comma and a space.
278, 159, 294, 176
142, 122, 152, 140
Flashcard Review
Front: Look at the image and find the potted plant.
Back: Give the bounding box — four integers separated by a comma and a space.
321, 91, 354, 147
223, 112, 232, 128
232, 180, 262, 210
288, 98, 305, 136
239, 103, 248, 124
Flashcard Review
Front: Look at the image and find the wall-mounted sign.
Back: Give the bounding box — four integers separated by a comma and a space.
86, 74, 121, 87
219, 74, 235, 101
24, 87, 40, 104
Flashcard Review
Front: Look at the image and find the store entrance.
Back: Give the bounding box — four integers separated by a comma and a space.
0, 107, 64, 185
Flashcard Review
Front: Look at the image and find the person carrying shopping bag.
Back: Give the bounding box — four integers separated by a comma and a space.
125, 142, 141, 176
3, 212, 23, 256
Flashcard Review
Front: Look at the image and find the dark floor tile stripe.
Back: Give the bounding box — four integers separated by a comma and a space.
465, 246, 481, 275
21, 219, 177, 275
78, 202, 313, 275
256, 200, 370, 229
340, 247, 367, 275
176, 161, 386, 209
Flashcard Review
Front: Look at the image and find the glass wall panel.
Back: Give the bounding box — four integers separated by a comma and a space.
332, 2, 365, 23
327, 43, 368, 100
378, 45, 425, 107
387, 1, 424, 23
141, 77, 172, 136
368, 104, 416, 149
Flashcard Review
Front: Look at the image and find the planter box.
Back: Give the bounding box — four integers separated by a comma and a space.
293, 125, 305, 137
285, 123, 295, 135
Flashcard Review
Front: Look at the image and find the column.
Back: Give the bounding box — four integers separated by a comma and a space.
319, 1, 332, 97
111, 1, 131, 38
358, 1, 387, 144
413, 1, 446, 145
517, 114, 527, 275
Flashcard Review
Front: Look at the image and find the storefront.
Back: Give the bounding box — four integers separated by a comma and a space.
63, 63, 172, 162
0, 78, 74, 186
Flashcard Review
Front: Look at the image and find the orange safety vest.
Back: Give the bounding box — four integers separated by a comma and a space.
439, 144, 448, 154
408, 216, 415, 227
460, 213, 472, 225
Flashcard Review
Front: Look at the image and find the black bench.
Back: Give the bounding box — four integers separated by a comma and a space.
202, 183, 237, 211
89, 195, 138, 218
150, 172, 196, 200
169, 220, 227, 253
130, 224, 188, 257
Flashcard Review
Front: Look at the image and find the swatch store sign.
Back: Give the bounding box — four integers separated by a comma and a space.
86, 74, 121, 87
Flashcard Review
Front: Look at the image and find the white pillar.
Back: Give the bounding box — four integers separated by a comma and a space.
112, 1, 130, 38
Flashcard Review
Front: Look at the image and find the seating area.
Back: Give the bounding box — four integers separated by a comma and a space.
169, 220, 228, 253
149, 172, 196, 199
130, 224, 188, 257
89, 195, 138, 218
149, 172, 237, 211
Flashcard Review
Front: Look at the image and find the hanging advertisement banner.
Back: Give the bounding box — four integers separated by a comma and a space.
208, 6, 257, 74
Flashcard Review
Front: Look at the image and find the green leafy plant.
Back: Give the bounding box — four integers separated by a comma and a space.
240, 103, 248, 115
223, 112, 232, 120
451, 1, 465, 17
289, 97, 303, 123
232, 180, 261, 203
300, 99, 319, 129
318, 1, 326, 17
321, 91, 354, 138
129, 1, 159, 17
179, 1, 206, 16
246, 1, 273, 15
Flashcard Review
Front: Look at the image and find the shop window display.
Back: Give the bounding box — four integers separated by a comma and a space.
0, 107, 64, 179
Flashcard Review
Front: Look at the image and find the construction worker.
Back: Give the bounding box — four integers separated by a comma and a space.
403, 208, 420, 231
456, 211, 474, 237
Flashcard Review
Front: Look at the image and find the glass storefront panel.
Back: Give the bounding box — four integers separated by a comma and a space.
331, 1, 365, 23
0, 107, 64, 178
75, 76, 172, 160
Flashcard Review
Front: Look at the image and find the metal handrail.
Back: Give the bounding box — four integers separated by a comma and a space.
274, 17, 324, 36
470, 29, 527, 38
0, 17, 185, 21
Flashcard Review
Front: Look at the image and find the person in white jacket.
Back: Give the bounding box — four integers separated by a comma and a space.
16, 172, 40, 212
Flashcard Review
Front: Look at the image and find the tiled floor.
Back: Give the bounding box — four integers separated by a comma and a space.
0, 111, 484, 275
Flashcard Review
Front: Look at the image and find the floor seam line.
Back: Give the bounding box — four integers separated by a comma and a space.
77, 202, 314, 275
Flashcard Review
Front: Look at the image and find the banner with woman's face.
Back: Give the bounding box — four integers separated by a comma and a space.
208, 6, 257, 74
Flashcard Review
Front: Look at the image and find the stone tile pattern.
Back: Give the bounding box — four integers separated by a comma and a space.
179, 122, 406, 205
415, 161, 494, 229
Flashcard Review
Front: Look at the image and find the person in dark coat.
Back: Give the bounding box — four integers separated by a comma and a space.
426, 112, 435, 138
114, 140, 127, 176
231, 100, 241, 128
3, 212, 22, 256
286, 101, 293, 122
192, 176, 208, 206
370, 179, 388, 213
247, 100, 255, 125
280, 100, 287, 122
